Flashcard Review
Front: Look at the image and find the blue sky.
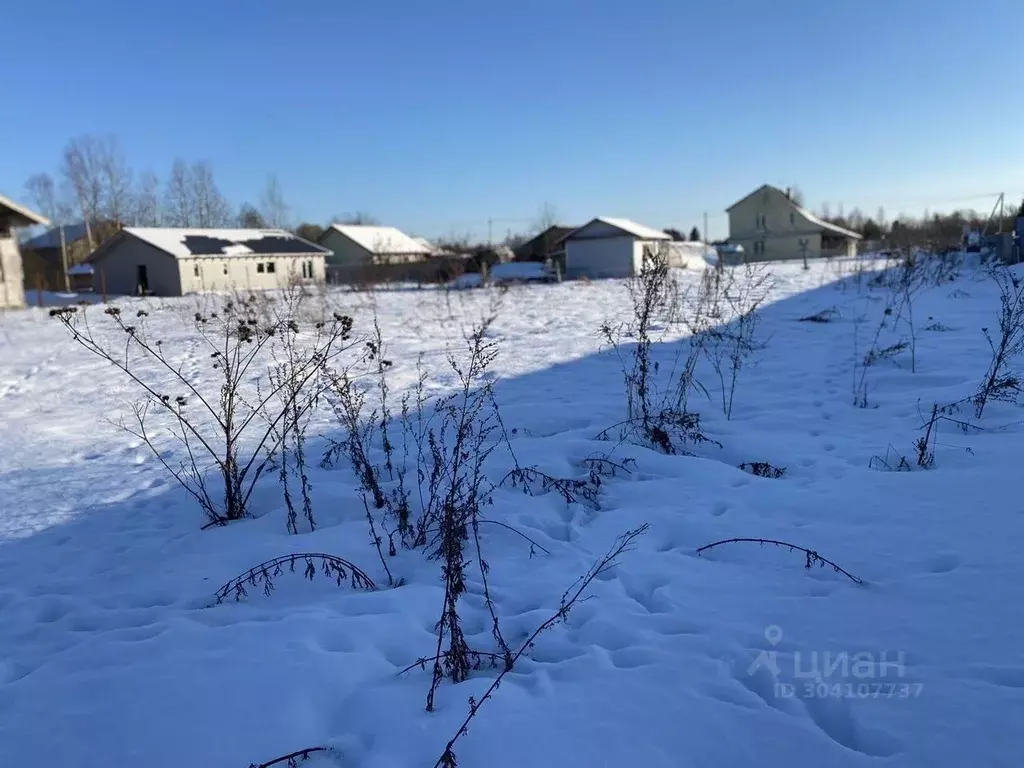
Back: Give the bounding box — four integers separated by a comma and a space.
4, 0, 1023, 240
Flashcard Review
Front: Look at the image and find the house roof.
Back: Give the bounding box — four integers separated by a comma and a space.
726, 184, 862, 240
794, 207, 863, 239
21, 222, 91, 250
514, 225, 578, 257
327, 224, 434, 255
0, 193, 49, 228
566, 217, 671, 242
118, 228, 330, 259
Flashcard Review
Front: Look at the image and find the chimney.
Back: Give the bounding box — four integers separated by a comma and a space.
785, 187, 792, 199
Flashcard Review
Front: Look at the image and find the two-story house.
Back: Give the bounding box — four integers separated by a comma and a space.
727, 184, 861, 263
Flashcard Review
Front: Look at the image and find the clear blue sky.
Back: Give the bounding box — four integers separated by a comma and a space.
4, 0, 1023, 241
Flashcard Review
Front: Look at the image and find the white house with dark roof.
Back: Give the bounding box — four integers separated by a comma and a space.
1, 193, 50, 309
318, 224, 435, 265
86, 228, 329, 296
563, 217, 673, 278
727, 184, 862, 263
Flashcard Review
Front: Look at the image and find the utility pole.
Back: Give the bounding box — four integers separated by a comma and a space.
59, 225, 70, 293
703, 211, 708, 244
487, 217, 493, 246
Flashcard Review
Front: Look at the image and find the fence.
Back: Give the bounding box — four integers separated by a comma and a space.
325, 256, 472, 288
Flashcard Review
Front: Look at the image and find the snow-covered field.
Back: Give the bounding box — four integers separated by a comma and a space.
1, 257, 1023, 767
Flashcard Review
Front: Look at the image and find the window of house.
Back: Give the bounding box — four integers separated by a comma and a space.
193, 264, 200, 277
307, 260, 314, 278
257, 263, 265, 274
223, 263, 229, 275
266, 261, 276, 274
790, 212, 796, 226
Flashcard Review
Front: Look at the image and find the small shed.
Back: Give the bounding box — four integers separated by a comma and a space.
563, 217, 671, 278
67, 263, 95, 292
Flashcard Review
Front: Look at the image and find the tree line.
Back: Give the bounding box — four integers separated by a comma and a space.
23, 134, 375, 248
816, 199, 1024, 246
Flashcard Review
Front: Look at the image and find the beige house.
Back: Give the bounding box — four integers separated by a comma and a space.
319, 224, 434, 266
727, 184, 861, 263
87, 228, 328, 296
1, 193, 50, 309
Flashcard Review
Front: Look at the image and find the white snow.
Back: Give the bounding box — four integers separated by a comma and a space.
326, 224, 434, 256
1, 256, 1023, 767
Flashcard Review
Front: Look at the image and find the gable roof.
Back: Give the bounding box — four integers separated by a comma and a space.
20, 222, 91, 250
725, 184, 776, 213
327, 224, 433, 255
565, 217, 671, 242
514, 225, 578, 257
0, 193, 49, 228
120, 228, 330, 259
796, 207, 862, 239
726, 184, 862, 239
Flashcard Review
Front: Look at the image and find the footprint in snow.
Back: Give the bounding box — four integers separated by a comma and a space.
801, 693, 904, 757
922, 553, 960, 574
967, 664, 1024, 689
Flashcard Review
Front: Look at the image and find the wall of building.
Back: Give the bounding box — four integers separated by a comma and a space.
179, 254, 326, 294
566, 235, 635, 278
0, 233, 26, 309
729, 187, 835, 262
319, 229, 373, 266
90, 235, 182, 296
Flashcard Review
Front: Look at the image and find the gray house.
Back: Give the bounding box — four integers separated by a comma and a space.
563, 217, 672, 278
319, 224, 435, 265
727, 184, 861, 262
1, 193, 49, 309
87, 227, 329, 296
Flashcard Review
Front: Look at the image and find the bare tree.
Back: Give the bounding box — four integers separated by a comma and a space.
819, 201, 831, 221
535, 201, 558, 233
100, 142, 133, 226
191, 161, 232, 227
24, 173, 69, 224
260, 174, 289, 229
788, 185, 805, 206
164, 159, 194, 226
134, 171, 161, 226
238, 203, 267, 228
334, 212, 378, 225
60, 135, 112, 247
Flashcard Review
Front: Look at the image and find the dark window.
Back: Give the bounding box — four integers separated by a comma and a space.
257, 263, 265, 273
223, 263, 229, 275
193, 264, 200, 277
308, 260, 314, 277
790, 212, 795, 226
266, 261, 276, 274
301, 261, 309, 279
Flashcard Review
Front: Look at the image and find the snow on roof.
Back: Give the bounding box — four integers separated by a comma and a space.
794, 206, 863, 239
329, 224, 434, 255
726, 185, 862, 239
0, 193, 49, 228
66, 263, 94, 276
412, 236, 439, 254
569, 217, 672, 241
122, 228, 330, 259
